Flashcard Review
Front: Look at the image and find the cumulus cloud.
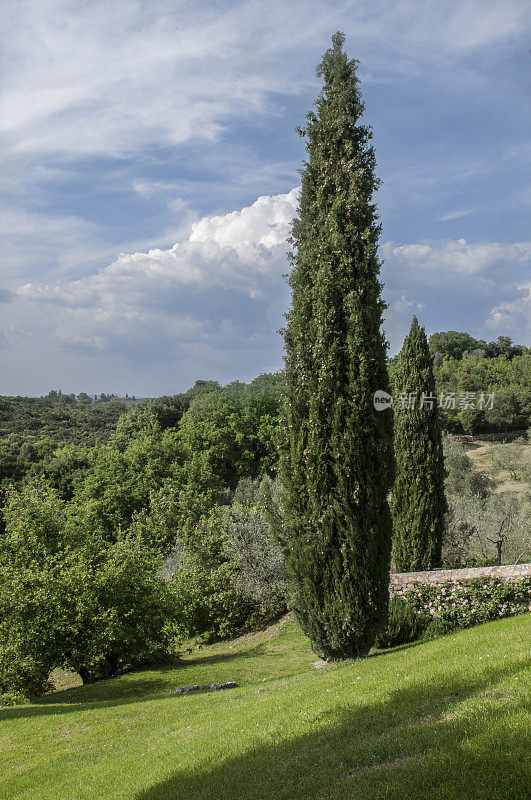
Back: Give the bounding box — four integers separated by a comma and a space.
381, 239, 531, 282
487, 283, 531, 338
16, 189, 299, 362
8, 187, 529, 395
380, 238, 531, 344
189, 189, 298, 249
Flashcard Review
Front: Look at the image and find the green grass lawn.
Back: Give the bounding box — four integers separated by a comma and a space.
1, 614, 530, 800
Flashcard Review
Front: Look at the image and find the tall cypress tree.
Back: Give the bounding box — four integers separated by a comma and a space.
391, 317, 447, 572
278, 33, 394, 660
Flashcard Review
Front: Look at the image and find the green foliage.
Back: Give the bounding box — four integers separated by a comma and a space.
170, 563, 258, 642
129, 482, 187, 555
0, 393, 186, 494
73, 421, 183, 541
433, 353, 531, 434
169, 513, 261, 642
0, 482, 87, 695
428, 332, 527, 362
169, 469, 288, 643
221, 478, 287, 614
177, 375, 281, 489
487, 388, 528, 433
32, 443, 92, 500
422, 616, 457, 639
479, 335, 527, 359
443, 491, 530, 567
456, 406, 487, 435
428, 331, 480, 360
404, 577, 530, 632
436, 352, 531, 392
443, 434, 491, 497
0, 481, 178, 695
7, 347, 528, 694
0, 393, 128, 450
391, 318, 447, 571
113, 395, 189, 442
279, 33, 394, 659
374, 596, 425, 648
0, 689, 30, 707
71, 531, 178, 683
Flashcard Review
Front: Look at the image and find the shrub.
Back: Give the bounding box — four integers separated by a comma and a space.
374, 578, 530, 650
0, 481, 179, 695
443, 491, 528, 567
169, 510, 279, 643
405, 577, 530, 632
458, 407, 488, 435
443, 434, 492, 498
0, 691, 30, 708
222, 502, 287, 612
375, 597, 426, 648
169, 562, 258, 642
221, 477, 287, 615
71, 531, 179, 683
422, 617, 456, 640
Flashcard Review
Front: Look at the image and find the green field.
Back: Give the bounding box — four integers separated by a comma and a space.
2, 614, 529, 800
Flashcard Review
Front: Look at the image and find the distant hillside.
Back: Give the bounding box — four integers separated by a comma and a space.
0, 393, 134, 448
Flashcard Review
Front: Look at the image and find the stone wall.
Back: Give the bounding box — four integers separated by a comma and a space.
389, 563, 531, 597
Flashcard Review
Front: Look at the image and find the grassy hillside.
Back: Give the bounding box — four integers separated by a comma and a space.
465, 438, 530, 494
1, 614, 529, 800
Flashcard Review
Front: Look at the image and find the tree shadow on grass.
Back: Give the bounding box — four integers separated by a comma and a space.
0, 636, 310, 721
0, 676, 178, 720
179, 641, 273, 668
368, 638, 426, 657
133, 657, 530, 800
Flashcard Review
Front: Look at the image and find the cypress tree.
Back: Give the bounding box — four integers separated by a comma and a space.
278, 33, 394, 660
391, 317, 447, 571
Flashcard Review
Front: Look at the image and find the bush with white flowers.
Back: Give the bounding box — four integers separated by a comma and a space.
403, 576, 530, 631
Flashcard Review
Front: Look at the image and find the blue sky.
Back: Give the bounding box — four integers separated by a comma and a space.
1, 0, 530, 396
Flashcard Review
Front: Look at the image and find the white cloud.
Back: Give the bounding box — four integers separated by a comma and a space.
438, 208, 476, 222
15, 189, 299, 358
1, 0, 527, 163
189, 188, 298, 249
7, 188, 529, 387
132, 179, 183, 201
487, 283, 531, 337
380, 238, 531, 346
381, 238, 531, 281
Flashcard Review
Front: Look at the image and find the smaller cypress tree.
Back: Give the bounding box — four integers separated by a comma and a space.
391, 317, 447, 572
